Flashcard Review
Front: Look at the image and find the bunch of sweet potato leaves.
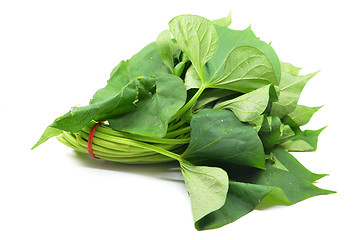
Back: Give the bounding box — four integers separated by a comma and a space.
33, 13, 335, 230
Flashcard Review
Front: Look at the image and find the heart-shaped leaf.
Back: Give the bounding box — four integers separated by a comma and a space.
182, 109, 265, 169
169, 15, 218, 82
180, 161, 229, 223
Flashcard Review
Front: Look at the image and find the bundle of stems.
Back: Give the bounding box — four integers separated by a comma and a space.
57, 120, 190, 164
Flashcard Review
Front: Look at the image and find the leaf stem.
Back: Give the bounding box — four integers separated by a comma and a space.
167, 119, 186, 132
170, 84, 206, 122
59, 131, 182, 163
88, 130, 183, 161
84, 123, 190, 145
59, 134, 175, 163
165, 126, 190, 138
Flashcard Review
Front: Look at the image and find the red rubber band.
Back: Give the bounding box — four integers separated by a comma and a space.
88, 122, 104, 159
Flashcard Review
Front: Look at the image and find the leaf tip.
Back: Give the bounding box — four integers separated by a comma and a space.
313, 173, 330, 181
317, 105, 324, 110
320, 125, 328, 132
312, 69, 321, 76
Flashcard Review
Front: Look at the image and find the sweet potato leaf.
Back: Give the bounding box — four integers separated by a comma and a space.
280, 61, 301, 76
279, 127, 326, 152
91, 42, 170, 109
271, 71, 319, 118
182, 109, 265, 169
108, 73, 187, 138
229, 162, 335, 205
33, 77, 138, 149
278, 124, 295, 142
214, 85, 274, 122
180, 161, 229, 223
284, 105, 323, 127
212, 12, 232, 27
33, 41, 173, 149
184, 65, 202, 89
206, 25, 280, 86
184, 25, 281, 93
195, 154, 332, 230
249, 115, 265, 132
271, 147, 327, 182
169, 15, 218, 82
209, 44, 279, 92
31, 126, 63, 149
258, 116, 282, 154
195, 181, 274, 230
54, 78, 136, 130
156, 30, 178, 73
173, 52, 189, 77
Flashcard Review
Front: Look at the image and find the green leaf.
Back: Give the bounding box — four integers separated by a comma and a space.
271, 147, 327, 182
184, 65, 202, 89
280, 61, 301, 76
195, 181, 274, 230
182, 109, 266, 169
205, 25, 281, 87
40, 73, 137, 134
195, 153, 333, 230
230, 162, 335, 205
108, 73, 187, 138
285, 105, 323, 127
279, 127, 326, 152
258, 116, 282, 154
89, 61, 139, 120
214, 85, 274, 122
202, 25, 256, 83
91, 42, 170, 109
173, 52, 189, 77
278, 124, 295, 142
128, 42, 171, 76
169, 15, 218, 82
183, 25, 281, 93
180, 161, 229, 223
33, 54, 149, 148
212, 12, 232, 27
249, 115, 264, 132
32, 126, 63, 149
255, 164, 335, 204
256, 187, 290, 209
271, 71, 319, 118
156, 30, 178, 73
209, 44, 279, 92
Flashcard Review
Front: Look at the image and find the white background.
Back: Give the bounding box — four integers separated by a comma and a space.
1, 0, 361, 239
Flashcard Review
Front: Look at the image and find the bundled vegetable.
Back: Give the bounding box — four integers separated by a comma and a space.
32, 13, 335, 230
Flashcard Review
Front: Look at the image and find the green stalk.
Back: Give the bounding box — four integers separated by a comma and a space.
76, 133, 158, 157
59, 132, 176, 164
60, 118, 190, 163
169, 84, 206, 122
165, 127, 190, 138
57, 135, 78, 149
73, 127, 183, 161
84, 124, 189, 145
90, 131, 182, 161
167, 119, 186, 132
79, 131, 180, 153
